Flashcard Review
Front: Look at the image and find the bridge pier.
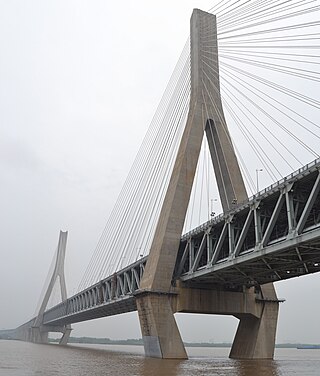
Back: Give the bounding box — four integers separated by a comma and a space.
29, 327, 49, 344
136, 282, 279, 359
59, 326, 72, 345
27, 324, 72, 345
175, 282, 279, 360
136, 293, 187, 359
230, 284, 279, 359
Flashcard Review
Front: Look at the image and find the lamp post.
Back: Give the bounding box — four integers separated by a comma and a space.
256, 169, 263, 192
210, 198, 218, 218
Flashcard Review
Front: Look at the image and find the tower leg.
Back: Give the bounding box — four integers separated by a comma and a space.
59, 326, 72, 345
136, 294, 187, 359
230, 284, 279, 359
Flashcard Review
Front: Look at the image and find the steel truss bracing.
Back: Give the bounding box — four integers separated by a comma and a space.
177, 159, 320, 288
43, 257, 147, 326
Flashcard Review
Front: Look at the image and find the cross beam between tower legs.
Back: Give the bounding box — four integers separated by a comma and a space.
136, 8, 279, 360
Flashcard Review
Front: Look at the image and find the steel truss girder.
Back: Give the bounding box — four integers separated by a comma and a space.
43, 257, 147, 326
177, 162, 320, 287
41, 159, 320, 326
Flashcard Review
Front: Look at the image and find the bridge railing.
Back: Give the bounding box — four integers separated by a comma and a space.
178, 160, 320, 287
182, 158, 320, 241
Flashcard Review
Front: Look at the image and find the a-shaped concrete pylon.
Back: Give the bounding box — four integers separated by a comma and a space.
136, 9, 278, 359
31, 231, 71, 344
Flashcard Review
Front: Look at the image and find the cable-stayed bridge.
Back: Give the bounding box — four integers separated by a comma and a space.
8, 1, 320, 361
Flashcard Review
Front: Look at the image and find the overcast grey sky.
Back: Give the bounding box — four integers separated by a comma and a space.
0, 0, 319, 344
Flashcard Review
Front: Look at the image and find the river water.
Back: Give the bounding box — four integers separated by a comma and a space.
1, 340, 320, 375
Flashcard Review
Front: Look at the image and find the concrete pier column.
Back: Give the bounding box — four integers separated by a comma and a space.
30, 327, 49, 344
230, 284, 279, 359
59, 326, 72, 345
136, 294, 187, 359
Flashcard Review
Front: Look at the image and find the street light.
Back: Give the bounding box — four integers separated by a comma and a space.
210, 198, 218, 217
256, 169, 263, 192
